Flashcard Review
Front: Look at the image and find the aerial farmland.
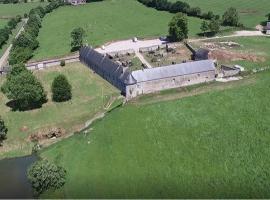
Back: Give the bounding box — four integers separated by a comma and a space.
0, 0, 269, 198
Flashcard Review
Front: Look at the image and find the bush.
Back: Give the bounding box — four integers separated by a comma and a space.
60, 60, 65, 67
27, 160, 66, 195
51, 74, 72, 102
0, 117, 8, 144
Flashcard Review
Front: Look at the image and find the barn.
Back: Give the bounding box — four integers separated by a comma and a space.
80, 46, 216, 100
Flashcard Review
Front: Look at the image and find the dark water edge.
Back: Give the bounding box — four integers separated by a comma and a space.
0, 154, 37, 199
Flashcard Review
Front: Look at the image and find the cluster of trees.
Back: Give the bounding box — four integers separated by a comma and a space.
1, 64, 72, 110
200, 18, 220, 36
9, 0, 66, 65
0, 0, 19, 3
138, 0, 241, 27
0, 15, 21, 49
27, 159, 67, 195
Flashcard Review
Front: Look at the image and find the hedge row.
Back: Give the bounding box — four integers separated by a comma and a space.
137, 0, 219, 20
0, 16, 21, 49
9, 0, 66, 65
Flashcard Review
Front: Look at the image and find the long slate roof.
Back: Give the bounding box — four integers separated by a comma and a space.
131, 60, 215, 83
80, 46, 215, 86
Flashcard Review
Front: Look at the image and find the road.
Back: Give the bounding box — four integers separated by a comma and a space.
188, 30, 269, 42
0, 18, 28, 69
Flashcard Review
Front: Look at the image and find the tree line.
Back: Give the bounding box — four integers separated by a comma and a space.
137, 0, 242, 27
0, 15, 21, 49
9, 0, 66, 65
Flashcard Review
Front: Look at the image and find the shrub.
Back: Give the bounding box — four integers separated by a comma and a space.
60, 60, 65, 67
27, 160, 66, 195
51, 74, 72, 102
0, 117, 8, 144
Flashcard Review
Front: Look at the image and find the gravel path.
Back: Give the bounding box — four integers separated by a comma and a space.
95, 39, 165, 53
0, 19, 28, 69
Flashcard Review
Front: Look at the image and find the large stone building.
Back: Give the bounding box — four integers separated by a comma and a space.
80, 46, 216, 100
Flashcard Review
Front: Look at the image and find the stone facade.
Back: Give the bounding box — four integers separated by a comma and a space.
125, 70, 215, 99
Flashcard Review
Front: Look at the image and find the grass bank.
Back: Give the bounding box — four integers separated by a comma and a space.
41, 70, 270, 198
0, 62, 119, 159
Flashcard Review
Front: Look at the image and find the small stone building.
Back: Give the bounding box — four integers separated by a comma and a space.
220, 65, 240, 77
80, 46, 216, 100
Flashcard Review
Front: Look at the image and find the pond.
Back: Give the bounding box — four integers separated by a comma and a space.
0, 155, 37, 198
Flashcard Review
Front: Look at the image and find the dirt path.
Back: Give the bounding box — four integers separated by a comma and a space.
0, 18, 28, 69
135, 51, 152, 68
189, 30, 269, 42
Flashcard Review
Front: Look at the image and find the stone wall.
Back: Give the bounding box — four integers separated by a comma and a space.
126, 70, 215, 100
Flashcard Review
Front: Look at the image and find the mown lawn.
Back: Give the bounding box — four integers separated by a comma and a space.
0, 62, 119, 159
33, 0, 203, 60
41, 70, 270, 198
169, 0, 270, 28
0, 2, 47, 18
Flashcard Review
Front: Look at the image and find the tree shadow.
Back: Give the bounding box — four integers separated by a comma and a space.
197, 32, 217, 37
6, 99, 47, 112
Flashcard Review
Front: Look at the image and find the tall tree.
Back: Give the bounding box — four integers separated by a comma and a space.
28, 160, 66, 195
1, 64, 47, 111
200, 21, 209, 36
168, 13, 188, 42
208, 18, 220, 35
70, 27, 85, 52
222, 7, 239, 26
51, 74, 72, 102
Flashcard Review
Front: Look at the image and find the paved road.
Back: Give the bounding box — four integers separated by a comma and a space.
0, 18, 28, 69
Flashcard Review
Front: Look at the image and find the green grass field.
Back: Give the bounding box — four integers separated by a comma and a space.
0, 19, 8, 29
169, 0, 270, 28
33, 0, 203, 60
41, 70, 270, 198
0, 2, 47, 18
0, 62, 119, 159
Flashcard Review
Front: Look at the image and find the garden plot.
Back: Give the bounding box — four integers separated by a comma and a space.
109, 52, 144, 72
142, 44, 193, 67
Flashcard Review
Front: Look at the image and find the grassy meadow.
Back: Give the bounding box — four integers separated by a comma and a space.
169, 0, 270, 28
0, 63, 119, 159
0, 2, 47, 18
41, 70, 270, 198
33, 0, 203, 60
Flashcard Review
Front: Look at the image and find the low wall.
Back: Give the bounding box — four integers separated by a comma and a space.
106, 49, 135, 57
26, 55, 79, 70
139, 43, 181, 53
